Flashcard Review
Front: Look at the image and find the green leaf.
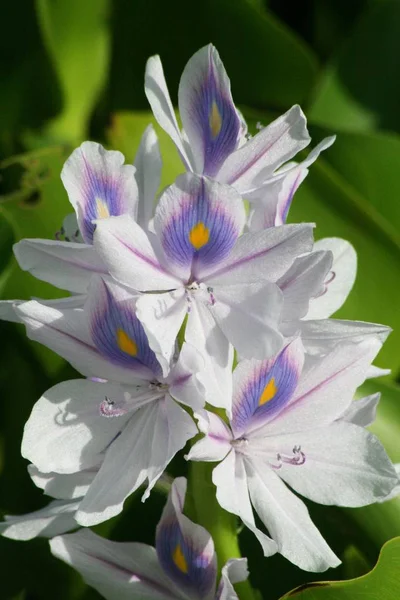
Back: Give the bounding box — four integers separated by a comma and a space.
36, 0, 110, 142
309, 1, 400, 132
280, 537, 400, 599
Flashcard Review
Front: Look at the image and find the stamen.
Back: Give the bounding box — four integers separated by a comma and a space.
99, 396, 128, 418
207, 286, 216, 306
315, 270, 336, 298
272, 445, 306, 469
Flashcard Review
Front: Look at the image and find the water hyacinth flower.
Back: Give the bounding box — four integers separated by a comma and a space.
19, 276, 203, 525
93, 171, 314, 409
50, 478, 248, 600
13, 125, 161, 294
187, 337, 398, 572
145, 43, 334, 215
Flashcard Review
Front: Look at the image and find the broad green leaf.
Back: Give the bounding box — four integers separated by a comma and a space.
280, 537, 400, 599
309, 1, 400, 132
36, 0, 110, 142
108, 0, 318, 114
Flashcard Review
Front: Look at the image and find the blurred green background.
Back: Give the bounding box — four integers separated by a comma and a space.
1, 1, 400, 598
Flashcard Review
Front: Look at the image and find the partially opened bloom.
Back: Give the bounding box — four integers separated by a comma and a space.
187, 337, 398, 572
50, 478, 248, 600
94, 171, 314, 410
19, 277, 203, 525
13, 126, 161, 294
145, 44, 334, 209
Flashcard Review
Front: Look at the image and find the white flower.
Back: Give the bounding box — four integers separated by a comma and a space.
18, 277, 203, 526
187, 337, 398, 572
13, 126, 161, 294
50, 478, 248, 600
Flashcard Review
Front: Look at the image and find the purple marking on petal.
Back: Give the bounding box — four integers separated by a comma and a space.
232, 342, 302, 436
156, 519, 216, 599
90, 284, 161, 377
161, 179, 239, 278
80, 158, 126, 244
188, 50, 241, 177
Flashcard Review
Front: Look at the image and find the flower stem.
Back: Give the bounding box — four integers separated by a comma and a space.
186, 461, 258, 600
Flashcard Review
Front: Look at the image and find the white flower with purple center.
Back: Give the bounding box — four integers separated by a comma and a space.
50, 478, 248, 600
187, 337, 398, 572
94, 172, 314, 410
13, 125, 161, 294
145, 43, 334, 218
18, 277, 203, 525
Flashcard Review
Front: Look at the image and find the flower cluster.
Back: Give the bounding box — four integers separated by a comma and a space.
1, 44, 399, 598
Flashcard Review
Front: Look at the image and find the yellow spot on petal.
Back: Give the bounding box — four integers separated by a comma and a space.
116, 328, 138, 356
96, 198, 110, 219
259, 378, 277, 406
172, 543, 188, 573
189, 222, 210, 250
209, 101, 222, 138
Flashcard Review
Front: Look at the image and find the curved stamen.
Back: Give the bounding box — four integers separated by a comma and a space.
99, 396, 129, 418
272, 445, 306, 470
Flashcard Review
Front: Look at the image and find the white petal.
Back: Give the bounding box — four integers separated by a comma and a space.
61, 142, 138, 244
76, 396, 197, 525
339, 393, 380, 427
134, 124, 162, 230
145, 55, 192, 170
205, 224, 314, 286
50, 530, 182, 600
0, 499, 79, 540
168, 342, 206, 411
378, 464, 400, 502
297, 318, 391, 356
275, 422, 398, 507
213, 451, 277, 556
185, 299, 233, 412
217, 106, 310, 193
278, 250, 332, 322
306, 238, 357, 319
217, 559, 248, 600
15, 300, 147, 384
28, 465, 96, 500
14, 239, 106, 293
265, 339, 382, 434
94, 214, 180, 291
246, 459, 340, 572
186, 410, 232, 462
22, 379, 130, 474
136, 289, 187, 374
210, 281, 283, 359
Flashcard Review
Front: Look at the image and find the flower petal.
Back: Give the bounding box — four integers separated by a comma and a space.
13, 238, 106, 293
75, 396, 197, 525
50, 530, 182, 600
145, 55, 193, 170
185, 299, 234, 412
305, 238, 357, 319
186, 410, 232, 463
339, 393, 380, 427
275, 422, 398, 507
94, 214, 180, 291
245, 458, 340, 572
204, 224, 314, 286
178, 44, 242, 177
61, 142, 138, 244
168, 343, 206, 411
265, 339, 382, 434
156, 477, 217, 600
217, 106, 310, 193
0, 499, 79, 540
87, 277, 162, 379
154, 174, 245, 281
28, 465, 96, 500
209, 281, 284, 359
231, 338, 304, 437
278, 250, 333, 322
134, 124, 162, 230
22, 379, 131, 474
216, 559, 248, 600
